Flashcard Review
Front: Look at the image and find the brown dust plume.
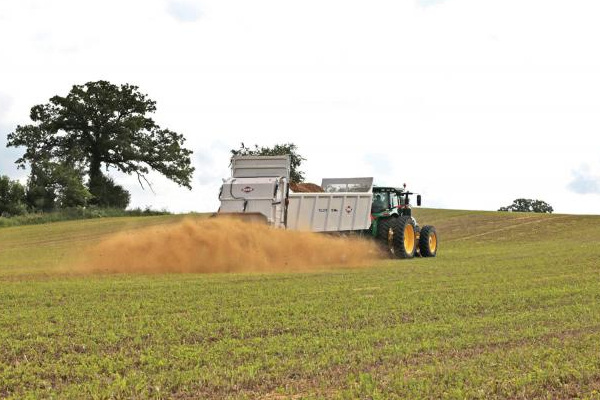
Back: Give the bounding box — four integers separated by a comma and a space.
75, 218, 384, 274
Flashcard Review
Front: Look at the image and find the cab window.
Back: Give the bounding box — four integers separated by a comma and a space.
371, 192, 390, 212
390, 192, 399, 208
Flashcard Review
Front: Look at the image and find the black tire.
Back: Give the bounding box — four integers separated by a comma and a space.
394, 216, 416, 259
378, 216, 416, 259
377, 217, 398, 257
419, 225, 438, 257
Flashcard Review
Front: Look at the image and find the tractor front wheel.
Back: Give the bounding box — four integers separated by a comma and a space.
418, 225, 438, 257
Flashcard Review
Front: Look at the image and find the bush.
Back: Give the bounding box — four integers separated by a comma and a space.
0, 206, 171, 228
25, 162, 91, 212
0, 175, 27, 216
89, 174, 131, 209
55, 166, 93, 208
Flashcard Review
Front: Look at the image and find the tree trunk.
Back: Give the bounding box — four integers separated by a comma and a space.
88, 149, 103, 202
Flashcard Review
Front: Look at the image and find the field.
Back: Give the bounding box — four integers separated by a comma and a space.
1, 209, 600, 399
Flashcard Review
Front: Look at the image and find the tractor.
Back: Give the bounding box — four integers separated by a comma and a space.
370, 185, 437, 258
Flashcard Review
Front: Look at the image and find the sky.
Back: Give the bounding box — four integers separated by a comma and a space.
1, 0, 599, 214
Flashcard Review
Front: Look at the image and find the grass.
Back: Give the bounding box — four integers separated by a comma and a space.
0, 207, 172, 228
0, 214, 190, 277
1, 209, 600, 398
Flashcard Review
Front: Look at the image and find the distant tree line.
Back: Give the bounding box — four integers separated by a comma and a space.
2, 81, 194, 217
499, 198, 553, 214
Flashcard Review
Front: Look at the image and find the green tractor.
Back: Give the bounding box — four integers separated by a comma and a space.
370, 185, 438, 259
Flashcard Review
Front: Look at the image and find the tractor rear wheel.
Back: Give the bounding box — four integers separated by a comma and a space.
394, 216, 416, 259
378, 216, 416, 259
418, 225, 438, 257
377, 217, 398, 257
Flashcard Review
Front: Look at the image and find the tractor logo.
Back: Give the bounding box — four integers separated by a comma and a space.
346, 205, 353, 214
241, 186, 254, 193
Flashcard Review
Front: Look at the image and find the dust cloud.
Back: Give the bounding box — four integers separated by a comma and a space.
74, 218, 384, 274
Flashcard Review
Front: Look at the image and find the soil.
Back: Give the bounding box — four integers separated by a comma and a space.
74, 217, 383, 274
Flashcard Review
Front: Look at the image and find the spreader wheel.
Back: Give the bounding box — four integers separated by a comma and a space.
419, 225, 438, 257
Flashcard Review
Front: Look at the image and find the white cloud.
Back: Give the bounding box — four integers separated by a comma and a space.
568, 164, 600, 195
0, 129, 25, 179
417, 0, 446, 7
167, 0, 203, 22
363, 153, 393, 184
194, 141, 231, 185
0, 93, 24, 178
0, 92, 11, 118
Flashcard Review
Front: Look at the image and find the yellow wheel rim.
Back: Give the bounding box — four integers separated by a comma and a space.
429, 232, 437, 252
404, 224, 415, 254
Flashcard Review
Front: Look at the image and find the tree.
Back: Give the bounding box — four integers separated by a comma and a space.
230, 143, 306, 183
498, 198, 554, 213
0, 175, 27, 216
24, 161, 92, 211
25, 162, 56, 212
7, 81, 194, 206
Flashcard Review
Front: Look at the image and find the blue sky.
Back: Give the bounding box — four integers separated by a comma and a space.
1, 0, 599, 214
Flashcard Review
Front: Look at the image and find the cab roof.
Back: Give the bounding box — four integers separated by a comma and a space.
373, 186, 405, 193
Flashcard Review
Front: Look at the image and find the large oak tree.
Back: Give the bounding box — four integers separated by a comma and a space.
7, 81, 194, 206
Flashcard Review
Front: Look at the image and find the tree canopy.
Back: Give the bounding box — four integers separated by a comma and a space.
0, 175, 26, 216
24, 160, 93, 211
7, 81, 194, 208
230, 143, 306, 183
498, 198, 554, 213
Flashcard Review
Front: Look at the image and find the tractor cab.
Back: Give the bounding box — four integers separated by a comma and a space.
371, 186, 421, 217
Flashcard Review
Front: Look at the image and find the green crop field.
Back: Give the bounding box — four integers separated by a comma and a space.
1, 209, 600, 399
